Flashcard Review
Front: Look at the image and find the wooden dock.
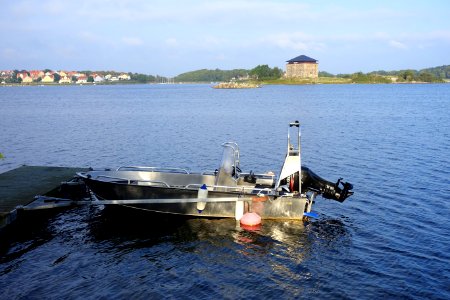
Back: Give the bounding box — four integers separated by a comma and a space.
0, 165, 87, 230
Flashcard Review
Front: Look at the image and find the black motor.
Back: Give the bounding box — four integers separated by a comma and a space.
301, 166, 353, 202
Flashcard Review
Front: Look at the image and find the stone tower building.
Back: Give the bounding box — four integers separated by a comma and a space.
285, 55, 318, 78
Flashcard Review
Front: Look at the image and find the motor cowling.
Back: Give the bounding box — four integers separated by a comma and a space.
301, 166, 353, 202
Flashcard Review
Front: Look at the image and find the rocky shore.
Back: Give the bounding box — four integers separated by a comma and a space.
213, 82, 261, 89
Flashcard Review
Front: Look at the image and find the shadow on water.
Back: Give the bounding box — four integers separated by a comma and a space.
87, 205, 193, 241
0, 209, 64, 276
0, 205, 352, 261
87, 205, 352, 256
0, 203, 353, 298
305, 217, 351, 244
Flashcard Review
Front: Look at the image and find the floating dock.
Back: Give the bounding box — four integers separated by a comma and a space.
0, 165, 87, 230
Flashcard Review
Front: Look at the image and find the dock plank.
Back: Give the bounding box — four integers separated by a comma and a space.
0, 165, 86, 217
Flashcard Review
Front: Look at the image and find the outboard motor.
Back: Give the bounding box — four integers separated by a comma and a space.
276, 120, 354, 202
301, 166, 353, 202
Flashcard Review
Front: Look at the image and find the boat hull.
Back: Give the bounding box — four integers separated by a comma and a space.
84, 178, 307, 220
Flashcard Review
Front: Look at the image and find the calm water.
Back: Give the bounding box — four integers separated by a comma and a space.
0, 84, 449, 299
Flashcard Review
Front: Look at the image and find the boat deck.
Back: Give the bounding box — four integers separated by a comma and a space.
0, 165, 87, 230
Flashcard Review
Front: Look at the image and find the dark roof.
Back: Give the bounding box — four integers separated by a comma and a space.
286, 55, 317, 63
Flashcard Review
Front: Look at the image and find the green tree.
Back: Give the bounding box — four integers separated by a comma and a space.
272, 67, 283, 78
399, 70, 415, 82
134, 74, 150, 83
417, 72, 433, 82
350, 72, 390, 83
10, 70, 19, 83
87, 76, 94, 83
319, 71, 335, 77
249, 65, 282, 80
80, 71, 92, 77
175, 69, 248, 82
53, 73, 61, 82
250, 65, 271, 79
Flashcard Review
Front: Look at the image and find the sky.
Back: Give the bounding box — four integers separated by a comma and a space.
1, 0, 449, 77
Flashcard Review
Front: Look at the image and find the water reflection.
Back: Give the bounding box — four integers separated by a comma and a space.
0, 204, 353, 299
87, 206, 351, 268
1, 205, 351, 264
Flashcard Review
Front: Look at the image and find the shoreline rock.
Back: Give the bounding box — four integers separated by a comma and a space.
213, 82, 261, 89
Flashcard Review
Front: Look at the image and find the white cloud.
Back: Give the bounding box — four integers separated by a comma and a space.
76, 31, 114, 47
196, 36, 227, 50
10, 1, 35, 16
2, 0, 449, 74
389, 40, 408, 49
263, 33, 326, 51
164, 38, 179, 47
427, 30, 450, 42
78, 31, 101, 43
70, 0, 312, 25
214, 53, 226, 61
43, 0, 65, 14
163, 36, 228, 51
1, 48, 18, 59
122, 37, 144, 46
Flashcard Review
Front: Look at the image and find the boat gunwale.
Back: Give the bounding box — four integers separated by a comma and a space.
77, 171, 277, 196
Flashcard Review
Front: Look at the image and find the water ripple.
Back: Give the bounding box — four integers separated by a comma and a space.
1, 84, 450, 299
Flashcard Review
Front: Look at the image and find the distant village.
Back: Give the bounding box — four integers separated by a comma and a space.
0, 70, 132, 85
1, 55, 319, 85
2, 55, 446, 85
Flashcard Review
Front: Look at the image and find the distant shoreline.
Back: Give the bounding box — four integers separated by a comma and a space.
0, 81, 176, 87
1, 79, 448, 87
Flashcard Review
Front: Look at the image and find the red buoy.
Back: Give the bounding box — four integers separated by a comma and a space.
240, 212, 261, 230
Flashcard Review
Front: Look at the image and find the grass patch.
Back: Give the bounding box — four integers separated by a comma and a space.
261, 77, 351, 85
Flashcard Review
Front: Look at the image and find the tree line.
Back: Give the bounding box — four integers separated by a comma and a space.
4, 65, 449, 84
175, 69, 249, 82
335, 70, 444, 83
175, 65, 283, 82
362, 65, 450, 79
174, 65, 449, 83
333, 66, 449, 83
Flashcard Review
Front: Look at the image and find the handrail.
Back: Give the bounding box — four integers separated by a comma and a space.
96, 175, 170, 187
239, 172, 276, 179
201, 170, 217, 175
92, 175, 275, 195
184, 183, 275, 195
116, 166, 190, 174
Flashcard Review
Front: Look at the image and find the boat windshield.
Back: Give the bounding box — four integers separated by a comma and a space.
219, 142, 240, 179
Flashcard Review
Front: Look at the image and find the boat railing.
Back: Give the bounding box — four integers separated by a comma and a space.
116, 166, 190, 174
96, 175, 170, 187
185, 183, 275, 195
201, 170, 217, 175
95, 175, 274, 195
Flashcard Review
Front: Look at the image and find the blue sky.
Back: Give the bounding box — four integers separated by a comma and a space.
1, 0, 449, 76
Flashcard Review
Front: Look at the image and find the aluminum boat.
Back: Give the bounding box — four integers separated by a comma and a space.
77, 121, 353, 220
